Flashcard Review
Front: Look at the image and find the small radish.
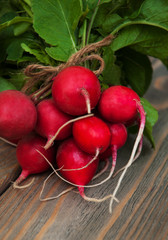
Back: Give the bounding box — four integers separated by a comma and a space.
98, 86, 146, 212
73, 116, 111, 155
100, 123, 127, 161
52, 66, 101, 116
56, 138, 100, 200
0, 90, 37, 140
55, 138, 118, 204
35, 99, 72, 148
56, 138, 99, 186
98, 85, 141, 124
91, 123, 127, 188
13, 133, 55, 188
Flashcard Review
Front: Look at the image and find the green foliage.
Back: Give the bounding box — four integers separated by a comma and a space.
141, 98, 159, 147
1, 0, 168, 146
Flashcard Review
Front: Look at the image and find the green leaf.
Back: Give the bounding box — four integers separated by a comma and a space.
0, 16, 33, 31
111, 25, 168, 64
102, 46, 121, 85
139, 0, 168, 30
13, 22, 31, 36
21, 43, 55, 65
32, 0, 83, 61
141, 97, 158, 148
120, 48, 152, 96
0, 77, 17, 92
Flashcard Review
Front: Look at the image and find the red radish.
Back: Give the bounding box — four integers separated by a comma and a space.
52, 66, 101, 116
98, 86, 141, 124
56, 138, 100, 200
91, 123, 127, 188
35, 99, 72, 147
73, 116, 111, 155
100, 123, 127, 160
55, 138, 118, 204
0, 90, 37, 140
56, 138, 99, 186
13, 133, 55, 188
98, 85, 146, 213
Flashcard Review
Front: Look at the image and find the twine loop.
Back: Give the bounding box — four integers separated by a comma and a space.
22, 34, 114, 93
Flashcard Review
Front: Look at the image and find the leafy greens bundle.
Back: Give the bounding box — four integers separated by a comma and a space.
1, 0, 167, 146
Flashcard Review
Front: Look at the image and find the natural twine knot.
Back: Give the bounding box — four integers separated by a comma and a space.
22, 34, 114, 93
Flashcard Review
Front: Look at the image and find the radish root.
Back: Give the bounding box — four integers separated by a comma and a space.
80, 88, 91, 114
93, 158, 110, 180
61, 148, 100, 172
113, 137, 143, 178
40, 171, 74, 201
0, 137, 17, 147
79, 186, 119, 203
109, 100, 146, 213
36, 149, 119, 202
44, 113, 94, 150
13, 177, 35, 189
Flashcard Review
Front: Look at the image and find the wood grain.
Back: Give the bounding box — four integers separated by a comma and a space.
0, 59, 168, 240
0, 141, 20, 195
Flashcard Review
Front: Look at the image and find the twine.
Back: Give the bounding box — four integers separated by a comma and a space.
22, 34, 114, 93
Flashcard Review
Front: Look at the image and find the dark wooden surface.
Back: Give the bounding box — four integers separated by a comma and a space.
0, 59, 168, 240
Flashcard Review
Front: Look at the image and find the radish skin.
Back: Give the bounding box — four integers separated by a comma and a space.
35, 99, 72, 147
73, 116, 111, 155
0, 90, 37, 140
13, 133, 55, 188
52, 66, 101, 116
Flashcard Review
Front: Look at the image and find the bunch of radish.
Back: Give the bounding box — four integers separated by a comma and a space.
0, 65, 145, 213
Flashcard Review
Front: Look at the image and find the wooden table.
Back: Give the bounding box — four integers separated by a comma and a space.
0, 59, 168, 240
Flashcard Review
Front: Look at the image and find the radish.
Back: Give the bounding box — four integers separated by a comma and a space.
56, 138, 99, 186
52, 66, 101, 116
35, 99, 72, 148
0, 90, 37, 140
98, 85, 146, 212
55, 138, 113, 202
98, 86, 141, 124
13, 133, 55, 188
72, 116, 111, 155
55, 138, 118, 203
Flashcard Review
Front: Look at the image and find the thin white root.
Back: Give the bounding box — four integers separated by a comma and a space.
61, 148, 100, 172
112, 137, 143, 178
80, 88, 91, 114
44, 113, 94, 150
93, 158, 110, 180
82, 192, 119, 203
109, 100, 146, 213
13, 177, 35, 189
40, 171, 74, 201
0, 137, 17, 147
79, 187, 119, 203
36, 149, 118, 203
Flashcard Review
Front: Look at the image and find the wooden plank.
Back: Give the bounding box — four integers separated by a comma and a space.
0, 141, 20, 195
0, 60, 168, 240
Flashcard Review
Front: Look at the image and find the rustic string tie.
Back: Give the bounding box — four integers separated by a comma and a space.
22, 34, 114, 95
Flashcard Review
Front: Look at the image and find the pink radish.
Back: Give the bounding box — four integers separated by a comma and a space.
52, 66, 101, 116
98, 85, 146, 212
0, 90, 37, 140
56, 138, 101, 201
90, 123, 127, 187
56, 138, 99, 186
98, 85, 141, 124
13, 133, 55, 188
72, 116, 111, 155
35, 99, 72, 147
55, 138, 118, 203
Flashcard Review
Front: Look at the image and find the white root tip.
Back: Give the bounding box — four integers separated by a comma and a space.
13, 177, 35, 189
